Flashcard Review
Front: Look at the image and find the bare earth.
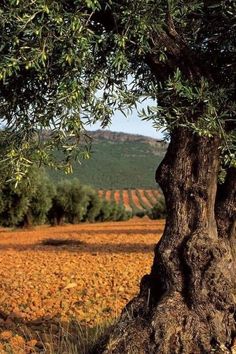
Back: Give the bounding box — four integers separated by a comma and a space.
0, 218, 163, 352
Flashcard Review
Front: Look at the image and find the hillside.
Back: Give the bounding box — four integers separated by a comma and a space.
47, 130, 167, 189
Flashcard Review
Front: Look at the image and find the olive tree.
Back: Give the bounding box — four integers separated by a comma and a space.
0, 167, 54, 227
0, 1, 235, 353
48, 179, 89, 224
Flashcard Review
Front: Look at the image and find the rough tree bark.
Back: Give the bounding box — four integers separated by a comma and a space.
93, 127, 236, 354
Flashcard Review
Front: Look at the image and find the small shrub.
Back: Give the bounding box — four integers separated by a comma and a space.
96, 200, 113, 222
135, 210, 147, 218
95, 200, 131, 222
148, 195, 166, 219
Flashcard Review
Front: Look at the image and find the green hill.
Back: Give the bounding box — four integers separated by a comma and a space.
47, 130, 167, 189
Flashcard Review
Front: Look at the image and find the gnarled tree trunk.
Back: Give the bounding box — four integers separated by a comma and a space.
93, 127, 236, 354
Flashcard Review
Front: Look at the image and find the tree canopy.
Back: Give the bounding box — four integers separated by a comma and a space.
0, 0, 235, 181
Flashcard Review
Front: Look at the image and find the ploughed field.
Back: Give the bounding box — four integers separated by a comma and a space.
98, 189, 160, 213
0, 219, 164, 353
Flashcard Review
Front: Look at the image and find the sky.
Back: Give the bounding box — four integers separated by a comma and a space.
85, 109, 163, 140
84, 77, 164, 139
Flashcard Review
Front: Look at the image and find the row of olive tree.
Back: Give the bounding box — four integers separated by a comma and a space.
0, 169, 131, 227
48, 179, 131, 226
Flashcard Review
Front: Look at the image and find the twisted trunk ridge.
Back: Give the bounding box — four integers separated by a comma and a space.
93, 128, 236, 354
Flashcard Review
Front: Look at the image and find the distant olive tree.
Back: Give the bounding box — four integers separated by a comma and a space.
48, 179, 89, 225
22, 177, 55, 227
83, 186, 102, 222
0, 168, 53, 227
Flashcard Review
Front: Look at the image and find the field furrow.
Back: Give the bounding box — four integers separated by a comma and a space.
137, 189, 153, 209
144, 190, 158, 206
97, 189, 163, 214
114, 190, 120, 204
104, 190, 112, 201
122, 190, 132, 211
130, 190, 143, 210
152, 189, 160, 199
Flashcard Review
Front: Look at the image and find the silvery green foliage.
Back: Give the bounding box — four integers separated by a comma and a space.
0, 0, 235, 181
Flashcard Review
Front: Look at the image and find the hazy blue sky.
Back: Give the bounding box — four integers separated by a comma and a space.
86, 110, 163, 139
85, 83, 164, 139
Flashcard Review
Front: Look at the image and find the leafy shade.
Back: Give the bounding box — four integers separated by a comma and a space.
0, 0, 235, 179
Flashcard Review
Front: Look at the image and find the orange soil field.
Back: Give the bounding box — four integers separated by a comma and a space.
100, 189, 160, 212
122, 190, 132, 211
98, 190, 104, 198
138, 189, 153, 209
104, 190, 111, 200
151, 189, 160, 199
0, 219, 164, 352
145, 189, 158, 205
130, 190, 143, 210
113, 190, 120, 204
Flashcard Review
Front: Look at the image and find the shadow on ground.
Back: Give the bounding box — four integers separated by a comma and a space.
53, 228, 163, 236
0, 239, 156, 253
